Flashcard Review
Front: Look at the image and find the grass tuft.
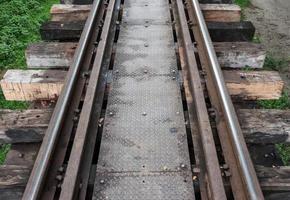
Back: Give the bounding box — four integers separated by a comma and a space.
0, 0, 58, 163
0, 89, 29, 109
263, 56, 288, 71
0, 144, 10, 164
234, 0, 250, 8
0, 0, 58, 70
258, 92, 290, 110
276, 144, 290, 165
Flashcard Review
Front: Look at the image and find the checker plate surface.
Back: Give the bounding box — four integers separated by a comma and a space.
93, 172, 195, 200
94, 0, 195, 199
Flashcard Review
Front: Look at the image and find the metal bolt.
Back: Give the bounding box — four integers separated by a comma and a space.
100, 179, 105, 184
94, 41, 99, 46
115, 70, 119, 74
144, 43, 149, 47
172, 70, 176, 73
172, 76, 176, 80
56, 175, 63, 181
116, 21, 120, 25
144, 69, 148, 74
74, 108, 81, 114
240, 73, 246, 79
224, 170, 231, 177
181, 164, 186, 168
109, 112, 114, 116
18, 153, 24, 158
82, 71, 90, 78
176, 111, 180, 115
142, 112, 147, 116
58, 166, 65, 173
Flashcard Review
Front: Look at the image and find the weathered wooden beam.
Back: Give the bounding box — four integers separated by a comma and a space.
26, 42, 266, 69
214, 42, 266, 68
40, 21, 255, 42
0, 164, 289, 194
239, 109, 290, 144
25, 42, 77, 68
256, 165, 290, 191
50, 4, 240, 22
0, 165, 30, 188
207, 21, 255, 42
4, 143, 40, 167
0, 70, 283, 101
199, 0, 233, 3
0, 187, 23, 200
1, 109, 289, 144
50, 4, 91, 21
224, 70, 284, 100
60, 0, 92, 4
40, 21, 83, 41
0, 70, 65, 101
200, 4, 241, 22
0, 109, 51, 143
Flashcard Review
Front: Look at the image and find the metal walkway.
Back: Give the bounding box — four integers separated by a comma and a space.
93, 0, 195, 199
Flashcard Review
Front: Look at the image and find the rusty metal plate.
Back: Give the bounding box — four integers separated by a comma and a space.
93, 172, 195, 200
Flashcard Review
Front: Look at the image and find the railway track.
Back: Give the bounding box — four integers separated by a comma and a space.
0, 0, 290, 199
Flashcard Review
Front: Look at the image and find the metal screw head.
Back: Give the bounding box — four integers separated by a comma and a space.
56, 175, 63, 181
58, 166, 65, 173
73, 116, 79, 122
18, 153, 24, 158
109, 112, 114, 116
172, 76, 176, 80
143, 69, 148, 74
144, 43, 149, 47
180, 164, 186, 168
100, 179, 105, 184
115, 70, 119, 74
82, 71, 90, 78
142, 112, 147, 116
172, 70, 176, 73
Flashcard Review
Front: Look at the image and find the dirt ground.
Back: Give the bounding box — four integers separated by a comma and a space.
244, 0, 290, 60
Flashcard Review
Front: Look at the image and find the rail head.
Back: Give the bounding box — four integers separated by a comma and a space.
22, 0, 103, 199
189, 0, 264, 199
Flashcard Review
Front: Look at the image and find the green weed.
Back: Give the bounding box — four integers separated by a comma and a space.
263, 56, 288, 71
0, 0, 58, 70
0, 144, 10, 164
258, 92, 290, 109
0, 89, 29, 109
276, 144, 290, 165
234, 0, 250, 8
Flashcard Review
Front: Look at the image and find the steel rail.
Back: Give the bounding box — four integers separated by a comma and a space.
189, 0, 264, 199
22, 0, 102, 199
59, 0, 116, 198
174, 0, 227, 198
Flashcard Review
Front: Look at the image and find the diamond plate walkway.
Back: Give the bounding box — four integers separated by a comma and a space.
93, 0, 195, 199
